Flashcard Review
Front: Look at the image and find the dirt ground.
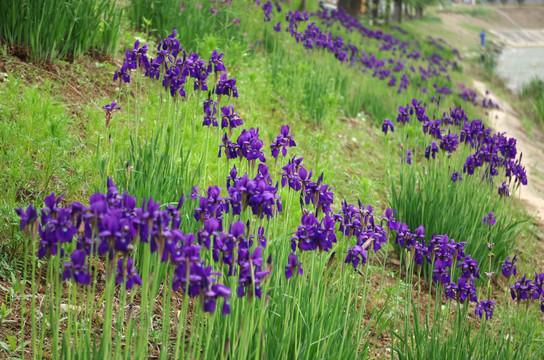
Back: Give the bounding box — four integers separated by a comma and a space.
490, 5, 544, 29
440, 5, 544, 30
473, 80, 544, 222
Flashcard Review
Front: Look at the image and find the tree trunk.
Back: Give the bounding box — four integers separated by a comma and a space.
385, 0, 391, 25
416, 5, 423, 18
338, 0, 361, 17
372, 0, 379, 23
298, 0, 307, 11
394, 0, 402, 22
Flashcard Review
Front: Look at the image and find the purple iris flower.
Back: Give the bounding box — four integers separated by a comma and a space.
281, 156, 304, 191
103, 101, 121, 113
285, 253, 303, 279
501, 256, 517, 277
116, 257, 142, 290
404, 150, 412, 165
203, 98, 217, 125
197, 217, 220, 249
440, 133, 459, 153
291, 214, 337, 253
15, 203, 38, 231
237, 127, 266, 163
207, 49, 226, 73
475, 300, 495, 320
113, 63, 130, 83
482, 212, 496, 227
173, 261, 217, 297
382, 119, 394, 134
237, 246, 270, 299
498, 181, 509, 197
345, 245, 367, 270
424, 141, 439, 160
457, 255, 480, 279
423, 120, 443, 139
270, 125, 296, 158
219, 133, 239, 159
445, 276, 477, 303
216, 73, 238, 97
257, 226, 267, 248
62, 250, 91, 285
511, 275, 539, 302
220, 104, 243, 130
262, 1, 273, 22
451, 172, 462, 182
274, 22, 281, 32
397, 105, 410, 124
204, 284, 231, 314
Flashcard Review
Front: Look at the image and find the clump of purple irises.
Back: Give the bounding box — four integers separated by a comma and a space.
15, 178, 277, 315
311, 8, 457, 95
384, 98, 527, 194
113, 30, 238, 118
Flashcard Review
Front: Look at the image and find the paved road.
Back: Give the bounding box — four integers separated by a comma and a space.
490, 29, 544, 47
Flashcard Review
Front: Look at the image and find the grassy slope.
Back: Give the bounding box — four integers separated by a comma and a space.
0, 1, 543, 358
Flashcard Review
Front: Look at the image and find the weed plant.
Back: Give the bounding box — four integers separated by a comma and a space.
128, 0, 247, 52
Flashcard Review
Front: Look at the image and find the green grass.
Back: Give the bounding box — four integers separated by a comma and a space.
0, 0, 121, 62
521, 78, 544, 125
460, 23, 483, 33
450, 5, 495, 18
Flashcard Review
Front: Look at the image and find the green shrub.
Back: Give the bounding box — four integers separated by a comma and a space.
521, 78, 544, 124
0, 0, 121, 62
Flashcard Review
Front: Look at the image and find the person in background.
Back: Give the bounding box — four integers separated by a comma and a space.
480, 30, 486, 47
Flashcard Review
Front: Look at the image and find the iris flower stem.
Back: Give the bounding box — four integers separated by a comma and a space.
203, 310, 214, 360
30, 226, 38, 360
82, 239, 92, 358
135, 70, 142, 140
64, 282, 75, 360
100, 256, 115, 357
294, 272, 302, 359
40, 260, 53, 359
114, 279, 128, 360
52, 252, 62, 360
74, 281, 83, 358
124, 297, 135, 359
137, 240, 151, 358
160, 268, 173, 360
306, 253, 319, 360
216, 126, 221, 186
174, 294, 187, 360
195, 303, 206, 359
220, 307, 229, 359
337, 255, 352, 359
188, 300, 198, 358
203, 126, 211, 183
19, 228, 31, 360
